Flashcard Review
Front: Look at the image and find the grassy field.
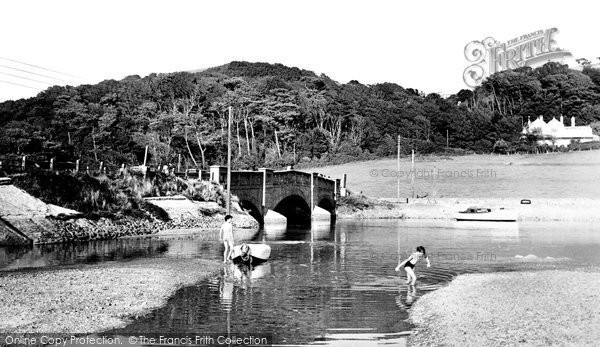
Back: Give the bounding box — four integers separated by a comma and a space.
306, 150, 600, 199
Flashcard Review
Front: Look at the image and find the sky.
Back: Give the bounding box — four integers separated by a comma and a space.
0, 0, 598, 102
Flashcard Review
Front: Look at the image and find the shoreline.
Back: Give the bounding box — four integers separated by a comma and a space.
0, 256, 223, 334
408, 267, 600, 346
337, 197, 600, 222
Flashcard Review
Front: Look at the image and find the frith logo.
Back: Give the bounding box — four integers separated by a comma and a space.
463, 28, 572, 88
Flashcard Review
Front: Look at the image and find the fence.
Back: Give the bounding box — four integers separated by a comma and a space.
0, 155, 211, 180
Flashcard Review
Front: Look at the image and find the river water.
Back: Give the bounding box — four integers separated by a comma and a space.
1, 219, 599, 345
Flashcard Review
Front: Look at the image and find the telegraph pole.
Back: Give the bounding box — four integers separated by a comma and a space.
143, 145, 149, 179
411, 149, 415, 199
397, 135, 401, 200
227, 106, 232, 215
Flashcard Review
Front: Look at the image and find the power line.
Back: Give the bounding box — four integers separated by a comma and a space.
0, 64, 73, 84
0, 56, 86, 80
0, 79, 43, 90
0, 71, 55, 86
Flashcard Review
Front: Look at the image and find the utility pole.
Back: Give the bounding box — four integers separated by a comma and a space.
397, 135, 401, 200
446, 129, 449, 151
143, 145, 149, 179
411, 149, 415, 199
226, 106, 232, 215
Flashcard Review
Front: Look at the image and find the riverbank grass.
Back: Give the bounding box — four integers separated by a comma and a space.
409, 269, 600, 346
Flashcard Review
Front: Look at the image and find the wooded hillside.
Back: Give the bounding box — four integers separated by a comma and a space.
1, 61, 599, 171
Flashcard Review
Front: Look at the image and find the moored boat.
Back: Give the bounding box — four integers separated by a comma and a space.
455, 206, 517, 222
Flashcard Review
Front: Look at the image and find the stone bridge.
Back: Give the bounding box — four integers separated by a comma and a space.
209, 166, 341, 225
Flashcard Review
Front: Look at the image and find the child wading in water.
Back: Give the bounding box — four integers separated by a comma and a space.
395, 246, 431, 285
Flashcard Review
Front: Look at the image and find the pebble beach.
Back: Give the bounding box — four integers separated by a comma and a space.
409, 268, 600, 346
0, 257, 222, 334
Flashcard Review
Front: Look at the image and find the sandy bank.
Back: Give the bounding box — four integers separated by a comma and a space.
338, 197, 600, 222
336, 205, 405, 219
0, 257, 222, 333
409, 269, 600, 346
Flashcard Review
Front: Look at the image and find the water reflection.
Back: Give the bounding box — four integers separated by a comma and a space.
2, 219, 600, 345
311, 221, 334, 240
0, 237, 171, 271
232, 262, 271, 281
0, 228, 262, 271
263, 224, 286, 240
116, 223, 429, 344
395, 285, 417, 310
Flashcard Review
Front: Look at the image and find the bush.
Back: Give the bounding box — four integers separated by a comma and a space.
339, 194, 375, 210
375, 134, 397, 156
337, 140, 363, 157
233, 154, 262, 170
10, 170, 226, 219
183, 179, 225, 206
493, 139, 510, 154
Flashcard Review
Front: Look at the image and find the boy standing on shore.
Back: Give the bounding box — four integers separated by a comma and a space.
220, 215, 234, 262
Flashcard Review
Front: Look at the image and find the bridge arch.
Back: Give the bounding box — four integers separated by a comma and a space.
221, 167, 340, 226
273, 194, 311, 226
317, 196, 335, 214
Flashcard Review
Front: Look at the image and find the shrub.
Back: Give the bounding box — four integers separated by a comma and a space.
10, 169, 226, 219
339, 194, 375, 210
183, 179, 225, 205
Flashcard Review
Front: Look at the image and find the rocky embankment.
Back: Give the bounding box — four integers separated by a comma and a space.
0, 181, 258, 245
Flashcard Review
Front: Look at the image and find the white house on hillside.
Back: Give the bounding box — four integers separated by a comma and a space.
522, 115, 599, 146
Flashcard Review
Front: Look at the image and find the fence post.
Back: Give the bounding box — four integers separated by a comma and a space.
143, 146, 149, 167
50, 158, 54, 171
22, 156, 26, 171
142, 146, 149, 180
0, 161, 2, 170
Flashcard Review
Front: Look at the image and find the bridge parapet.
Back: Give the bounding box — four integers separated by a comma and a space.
208, 166, 340, 225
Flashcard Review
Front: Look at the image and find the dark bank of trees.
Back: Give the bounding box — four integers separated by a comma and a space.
1, 61, 600, 171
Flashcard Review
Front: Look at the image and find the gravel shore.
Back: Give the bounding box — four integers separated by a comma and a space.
409, 268, 600, 346
0, 257, 222, 333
